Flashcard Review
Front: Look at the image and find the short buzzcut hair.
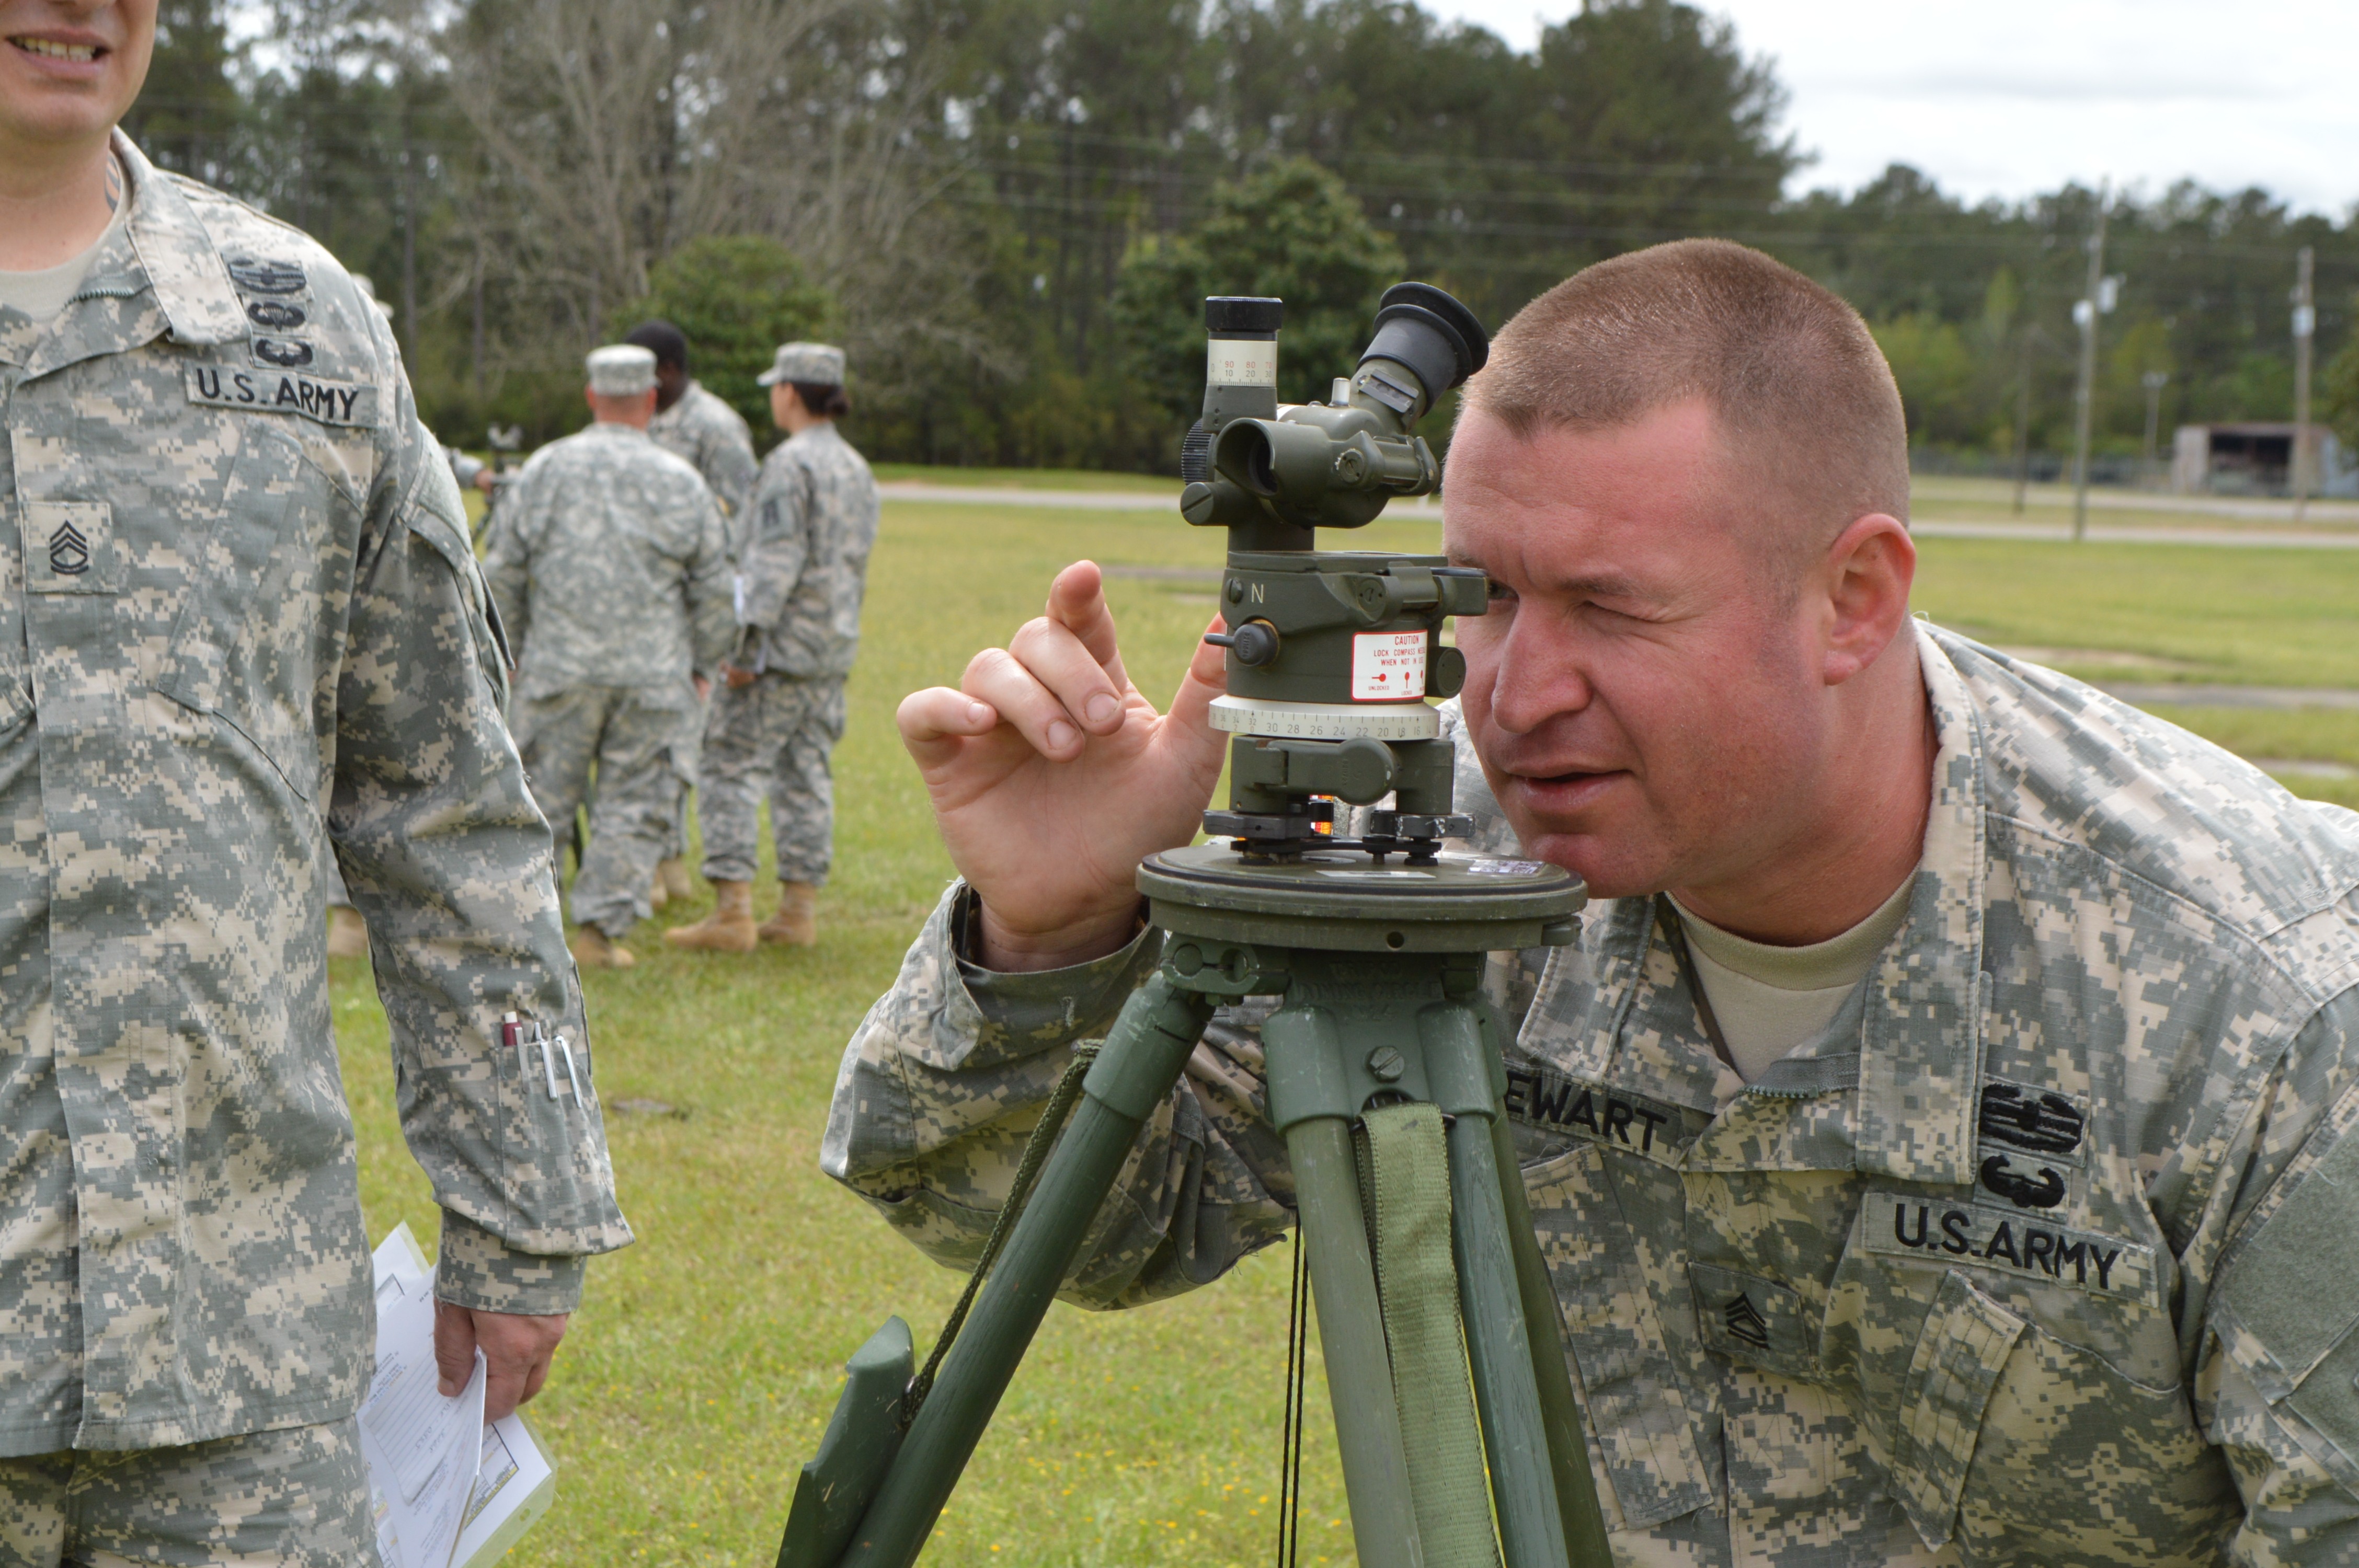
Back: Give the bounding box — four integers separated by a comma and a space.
624, 319, 689, 371
1463, 240, 1909, 546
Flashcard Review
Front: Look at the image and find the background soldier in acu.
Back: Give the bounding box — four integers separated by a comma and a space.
670, 342, 879, 954
486, 343, 735, 970
831, 244, 2359, 1565
0, 0, 629, 1554
625, 317, 758, 913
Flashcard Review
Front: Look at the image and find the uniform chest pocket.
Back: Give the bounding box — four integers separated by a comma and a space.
1521, 1142, 1716, 1530
1887, 1270, 2023, 1548
1864, 1248, 2235, 1561
150, 421, 364, 802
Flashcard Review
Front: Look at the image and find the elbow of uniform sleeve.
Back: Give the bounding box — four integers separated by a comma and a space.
735, 574, 789, 632
820, 881, 1159, 1187
433, 1210, 589, 1315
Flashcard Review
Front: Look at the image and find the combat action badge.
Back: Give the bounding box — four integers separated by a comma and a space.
1975, 1077, 2088, 1211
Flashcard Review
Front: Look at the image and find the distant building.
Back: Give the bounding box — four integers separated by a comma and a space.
2172, 423, 2358, 498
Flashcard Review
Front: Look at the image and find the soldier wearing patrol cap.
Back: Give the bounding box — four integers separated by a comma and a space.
669, 341, 878, 953
485, 344, 735, 969
829, 241, 2359, 1563
0, 0, 629, 1555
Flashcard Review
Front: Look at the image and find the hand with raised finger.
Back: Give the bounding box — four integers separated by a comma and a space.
897, 559, 1229, 971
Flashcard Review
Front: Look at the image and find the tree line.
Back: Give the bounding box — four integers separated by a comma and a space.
124, 0, 2359, 477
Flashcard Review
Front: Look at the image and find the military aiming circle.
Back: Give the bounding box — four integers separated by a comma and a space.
777, 284, 1614, 1568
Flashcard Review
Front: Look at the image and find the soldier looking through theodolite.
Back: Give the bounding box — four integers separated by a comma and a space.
820, 243, 2359, 1563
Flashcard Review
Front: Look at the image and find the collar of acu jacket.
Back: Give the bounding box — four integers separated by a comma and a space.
1847, 619, 1990, 1189
1551, 617, 1991, 1187
1, 133, 245, 380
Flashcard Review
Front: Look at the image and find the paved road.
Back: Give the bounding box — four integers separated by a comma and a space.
1913, 519, 2359, 549
1934, 485, 2359, 524
881, 483, 2359, 549
2099, 683, 2359, 711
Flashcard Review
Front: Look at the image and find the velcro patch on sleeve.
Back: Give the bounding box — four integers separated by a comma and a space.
1861, 1191, 2159, 1306
186, 363, 374, 427
2212, 1109, 2359, 1494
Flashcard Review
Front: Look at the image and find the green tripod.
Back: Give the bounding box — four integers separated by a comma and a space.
776, 286, 1614, 1568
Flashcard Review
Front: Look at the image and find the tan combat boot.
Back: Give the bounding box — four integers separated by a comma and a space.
648, 872, 667, 911
326, 906, 369, 960
657, 857, 695, 903
665, 879, 757, 952
569, 925, 637, 969
757, 881, 818, 947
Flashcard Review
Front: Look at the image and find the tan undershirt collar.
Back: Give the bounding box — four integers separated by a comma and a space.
0, 155, 130, 326
1669, 872, 1918, 1081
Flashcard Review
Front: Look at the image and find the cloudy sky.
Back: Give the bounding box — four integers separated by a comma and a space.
1426, 0, 2359, 215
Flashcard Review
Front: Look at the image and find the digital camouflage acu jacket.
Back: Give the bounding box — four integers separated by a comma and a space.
0, 138, 631, 1455
483, 421, 735, 705
825, 621, 2359, 1566
646, 379, 758, 526
735, 423, 879, 681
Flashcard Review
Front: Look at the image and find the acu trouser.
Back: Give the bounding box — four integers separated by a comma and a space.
696, 673, 845, 886
512, 684, 689, 936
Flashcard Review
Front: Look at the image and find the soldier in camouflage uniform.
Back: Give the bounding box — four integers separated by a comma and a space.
485, 344, 734, 969
827, 243, 2359, 1564
0, 15, 628, 1552
629, 319, 758, 525
669, 342, 878, 954
626, 319, 760, 910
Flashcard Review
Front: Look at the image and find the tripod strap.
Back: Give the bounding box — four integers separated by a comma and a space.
1360, 1102, 1505, 1568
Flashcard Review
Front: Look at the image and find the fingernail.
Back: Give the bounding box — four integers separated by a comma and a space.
968, 701, 990, 725
1085, 694, 1119, 725
1046, 721, 1078, 751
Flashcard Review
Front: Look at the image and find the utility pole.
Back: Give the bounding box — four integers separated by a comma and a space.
2293, 245, 2316, 522
2011, 320, 2035, 514
398, 100, 419, 364
2140, 371, 2170, 490
2070, 181, 2111, 541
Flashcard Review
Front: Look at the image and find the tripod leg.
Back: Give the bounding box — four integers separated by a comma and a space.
834, 974, 1214, 1568
1282, 1115, 1427, 1568
1480, 1051, 1615, 1567
1446, 1110, 1568, 1568
1424, 1005, 1568, 1568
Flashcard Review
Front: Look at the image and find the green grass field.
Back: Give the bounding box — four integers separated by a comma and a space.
868, 463, 1177, 493
339, 494, 2359, 1565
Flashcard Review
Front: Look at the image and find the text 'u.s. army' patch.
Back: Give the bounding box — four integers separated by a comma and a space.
186, 364, 373, 428
1861, 1191, 2157, 1305
1502, 1063, 1697, 1158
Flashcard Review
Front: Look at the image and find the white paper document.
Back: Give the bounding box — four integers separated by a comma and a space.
364, 1225, 558, 1568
